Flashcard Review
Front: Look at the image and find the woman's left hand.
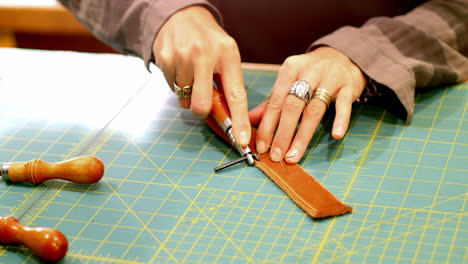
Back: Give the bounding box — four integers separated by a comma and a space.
252, 46, 367, 164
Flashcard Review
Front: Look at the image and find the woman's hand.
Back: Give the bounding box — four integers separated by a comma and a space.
254, 47, 367, 163
153, 6, 251, 146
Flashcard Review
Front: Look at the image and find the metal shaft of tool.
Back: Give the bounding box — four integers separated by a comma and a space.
214, 153, 259, 172
214, 156, 248, 172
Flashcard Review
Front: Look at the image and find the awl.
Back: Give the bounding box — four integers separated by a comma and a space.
0, 156, 104, 184
210, 88, 258, 172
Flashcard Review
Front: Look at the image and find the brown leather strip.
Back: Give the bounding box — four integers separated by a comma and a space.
206, 116, 352, 218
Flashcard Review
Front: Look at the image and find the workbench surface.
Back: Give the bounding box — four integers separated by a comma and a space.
0, 48, 466, 263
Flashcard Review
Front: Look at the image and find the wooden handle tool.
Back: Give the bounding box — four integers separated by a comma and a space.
0, 156, 104, 184
0, 216, 68, 261
210, 87, 258, 171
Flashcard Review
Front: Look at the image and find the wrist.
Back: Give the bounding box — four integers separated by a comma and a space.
357, 75, 381, 103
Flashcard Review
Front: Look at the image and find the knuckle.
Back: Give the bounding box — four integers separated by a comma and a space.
220, 36, 238, 50
282, 55, 300, 70
283, 55, 299, 66
191, 40, 206, 56
157, 49, 172, 66
177, 40, 206, 58
227, 88, 247, 103
304, 102, 326, 116
191, 100, 211, 117
266, 96, 283, 112
174, 46, 192, 58
190, 42, 206, 56
219, 38, 241, 61
283, 96, 304, 112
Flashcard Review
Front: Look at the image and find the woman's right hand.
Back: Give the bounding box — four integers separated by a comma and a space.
152, 5, 251, 147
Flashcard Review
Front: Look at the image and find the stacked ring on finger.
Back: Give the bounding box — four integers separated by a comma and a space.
174, 82, 192, 99
288, 80, 312, 104
312, 88, 331, 109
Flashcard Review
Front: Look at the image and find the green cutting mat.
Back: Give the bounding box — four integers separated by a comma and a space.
0, 49, 467, 263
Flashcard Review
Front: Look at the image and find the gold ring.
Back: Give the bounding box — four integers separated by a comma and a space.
174, 82, 192, 99
312, 88, 331, 108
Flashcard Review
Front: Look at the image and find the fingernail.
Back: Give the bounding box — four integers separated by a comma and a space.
239, 130, 249, 146
333, 127, 344, 139
257, 140, 267, 154
270, 147, 282, 162
285, 148, 298, 163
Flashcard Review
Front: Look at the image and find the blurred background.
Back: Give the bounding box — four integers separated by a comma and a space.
0, 0, 116, 53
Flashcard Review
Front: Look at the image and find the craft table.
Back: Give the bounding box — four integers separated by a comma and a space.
0, 48, 466, 263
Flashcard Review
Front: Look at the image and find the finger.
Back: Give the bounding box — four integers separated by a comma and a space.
190, 58, 214, 119
219, 49, 250, 147
332, 84, 354, 139
285, 94, 328, 164
248, 100, 268, 126
283, 69, 329, 164
256, 57, 300, 154
269, 91, 307, 162
175, 58, 194, 109
156, 53, 176, 93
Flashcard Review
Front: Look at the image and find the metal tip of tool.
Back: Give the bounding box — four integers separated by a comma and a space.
245, 153, 259, 166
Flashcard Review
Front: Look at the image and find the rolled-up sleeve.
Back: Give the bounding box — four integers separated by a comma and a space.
58, 0, 222, 68
310, 0, 468, 123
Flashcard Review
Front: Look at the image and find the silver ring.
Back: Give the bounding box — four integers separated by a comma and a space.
312, 88, 331, 108
174, 82, 192, 99
288, 80, 312, 104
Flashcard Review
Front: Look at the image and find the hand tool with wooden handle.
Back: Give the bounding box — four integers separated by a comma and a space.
210, 88, 258, 171
0, 216, 68, 261
0, 156, 104, 184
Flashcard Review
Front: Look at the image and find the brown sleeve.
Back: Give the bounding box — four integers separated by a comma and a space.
309, 0, 468, 123
58, 0, 222, 69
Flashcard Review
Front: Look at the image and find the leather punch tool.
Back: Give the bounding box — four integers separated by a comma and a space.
210, 88, 258, 172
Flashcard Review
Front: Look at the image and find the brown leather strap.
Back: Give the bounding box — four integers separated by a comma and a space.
206, 116, 352, 218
